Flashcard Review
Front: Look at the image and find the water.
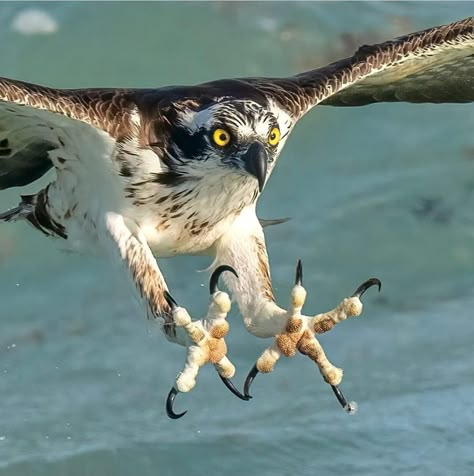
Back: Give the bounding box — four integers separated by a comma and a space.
0, 2, 473, 475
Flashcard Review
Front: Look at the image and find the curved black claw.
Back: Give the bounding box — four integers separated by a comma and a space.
331, 384, 348, 408
243, 363, 259, 399
331, 385, 357, 414
352, 278, 382, 299
219, 375, 251, 401
164, 290, 179, 310
166, 387, 187, 420
209, 265, 238, 294
295, 259, 303, 286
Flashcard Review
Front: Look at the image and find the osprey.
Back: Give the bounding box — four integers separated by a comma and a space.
0, 17, 473, 419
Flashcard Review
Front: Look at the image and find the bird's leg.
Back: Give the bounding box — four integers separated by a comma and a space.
244, 260, 380, 413
310, 278, 381, 335
102, 214, 247, 419
164, 265, 249, 419
212, 213, 380, 411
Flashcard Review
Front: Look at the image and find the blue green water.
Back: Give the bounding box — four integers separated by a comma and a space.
0, 2, 473, 475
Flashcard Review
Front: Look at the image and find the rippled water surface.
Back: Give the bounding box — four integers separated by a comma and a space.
0, 2, 473, 475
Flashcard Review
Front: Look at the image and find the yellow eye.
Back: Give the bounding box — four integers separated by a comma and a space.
212, 128, 231, 147
268, 127, 280, 146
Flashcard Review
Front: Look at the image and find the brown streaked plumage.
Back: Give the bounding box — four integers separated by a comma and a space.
0, 17, 472, 417
249, 16, 474, 114
253, 235, 274, 302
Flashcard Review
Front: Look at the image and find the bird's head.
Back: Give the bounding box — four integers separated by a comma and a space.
158, 99, 287, 193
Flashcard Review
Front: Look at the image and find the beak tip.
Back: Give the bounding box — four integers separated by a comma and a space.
241, 142, 268, 193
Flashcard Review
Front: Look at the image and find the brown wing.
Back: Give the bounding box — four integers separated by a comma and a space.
0, 78, 136, 189
245, 17, 473, 117
0, 77, 134, 135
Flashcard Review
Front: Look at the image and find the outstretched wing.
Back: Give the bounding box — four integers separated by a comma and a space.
0, 79, 181, 338
0, 78, 134, 190
244, 17, 473, 118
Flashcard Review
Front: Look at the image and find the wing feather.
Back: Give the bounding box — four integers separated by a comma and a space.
0, 78, 138, 189
245, 17, 474, 117
0, 77, 136, 136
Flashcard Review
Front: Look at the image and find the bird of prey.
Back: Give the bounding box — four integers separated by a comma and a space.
0, 17, 473, 419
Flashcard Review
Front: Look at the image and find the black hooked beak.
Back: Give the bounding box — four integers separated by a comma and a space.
241, 142, 268, 192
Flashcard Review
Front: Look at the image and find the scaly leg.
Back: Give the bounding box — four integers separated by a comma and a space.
213, 209, 381, 413
243, 260, 380, 413
164, 266, 249, 419
102, 213, 248, 420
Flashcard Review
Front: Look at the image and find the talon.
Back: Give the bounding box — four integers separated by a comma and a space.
352, 278, 381, 298
166, 387, 187, 420
243, 363, 259, 399
219, 375, 251, 401
209, 265, 238, 294
164, 290, 179, 310
295, 259, 303, 286
331, 385, 358, 414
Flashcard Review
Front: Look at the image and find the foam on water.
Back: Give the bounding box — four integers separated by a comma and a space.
11, 8, 58, 36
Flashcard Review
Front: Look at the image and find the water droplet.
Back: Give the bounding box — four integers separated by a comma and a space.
344, 401, 358, 414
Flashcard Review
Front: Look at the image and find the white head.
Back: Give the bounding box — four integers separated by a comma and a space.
156, 99, 290, 194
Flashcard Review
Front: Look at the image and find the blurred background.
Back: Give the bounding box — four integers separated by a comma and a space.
0, 2, 473, 475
